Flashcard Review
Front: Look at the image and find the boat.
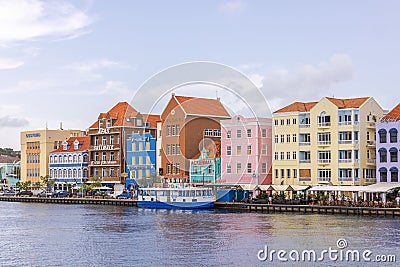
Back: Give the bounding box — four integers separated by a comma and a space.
137, 186, 215, 209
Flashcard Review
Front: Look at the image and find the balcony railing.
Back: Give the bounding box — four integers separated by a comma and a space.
299, 177, 311, 181
338, 140, 352, 144
367, 158, 375, 164
317, 141, 331, 146
318, 122, 331, 127
299, 142, 311, 146
299, 159, 311, 163
338, 159, 352, 163
365, 178, 377, 183
299, 124, 310, 128
366, 140, 376, 146
317, 177, 331, 182
90, 160, 120, 166
318, 159, 331, 164
338, 177, 353, 182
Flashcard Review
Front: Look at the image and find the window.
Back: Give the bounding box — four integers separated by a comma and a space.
286, 134, 290, 143
167, 126, 171, 136
176, 163, 180, 174
338, 169, 352, 181
286, 152, 290, 160
274, 135, 278, 143
391, 168, 398, 182
213, 130, 221, 137
274, 152, 278, 160
318, 151, 331, 163
281, 169, 285, 179
167, 164, 171, 174
94, 136, 99, 146
247, 129, 251, 138
236, 163, 242, 173
318, 112, 331, 126
287, 169, 291, 178
110, 151, 114, 161
318, 169, 331, 181
286, 119, 290, 125
110, 167, 114, 176
166, 144, 170, 155
247, 163, 252, 173
237, 146, 241, 155
293, 169, 297, 178
390, 128, 398, 143
293, 151, 297, 160
262, 144, 267, 155
380, 168, 387, 182
379, 148, 387, 163
274, 120, 278, 126
247, 145, 252, 155
262, 129, 267, 138
227, 146, 231, 156
280, 152, 284, 160
280, 119, 284, 125
293, 118, 297, 124
275, 169, 279, 178
227, 163, 231, 174
293, 134, 297, 142
110, 135, 114, 145
227, 130, 231, 138
317, 132, 331, 145
171, 125, 175, 136
262, 163, 267, 173
176, 125, 180, 136
379, 129, 387, 143
106, 119, 111, 128
390, 148, 398, 162
171, 144, 175, 155
280, 135, 284, 143
237, 130, 242, 138
102, 136, 107, 145
176, 144, 180, 155
102, 152, 107, 161
99, 120, 103, 128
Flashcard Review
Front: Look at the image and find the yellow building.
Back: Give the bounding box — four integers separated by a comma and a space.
20, 129, 83, 183
272, 97, 384, 186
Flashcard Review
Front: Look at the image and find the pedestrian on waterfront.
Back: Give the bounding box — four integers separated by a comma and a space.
268, 195, 272, 205
396, 195, 400, 208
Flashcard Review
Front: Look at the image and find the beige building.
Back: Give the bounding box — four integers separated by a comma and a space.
272, 97, 384, 186
20, 129, 83, 183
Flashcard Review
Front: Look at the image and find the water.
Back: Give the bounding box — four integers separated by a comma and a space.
0, 202, 399, 266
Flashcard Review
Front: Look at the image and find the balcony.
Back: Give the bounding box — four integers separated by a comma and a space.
299, 142, 311, 146
90, 160, 120, 166
365, 178, 377, 183
338, 159, 352, 163
366, 140, 376, 147
367, 122, 375, 128
299, 159, 311, 163
318, 159, 331, 164
338, 140, 352, 144
317, 141, 331, 146
299, 177, 311, 182
299, 124, 310, 128
317, 177, 331, 182
338, 177, 353, 182
318, 122, 331, 128
367, 158, 375, 164
338, 121, 359, 126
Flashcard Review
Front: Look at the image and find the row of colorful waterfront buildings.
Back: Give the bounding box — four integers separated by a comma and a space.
17, 94, 400, 191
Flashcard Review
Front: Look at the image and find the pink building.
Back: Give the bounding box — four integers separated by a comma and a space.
220, 116, 272, 185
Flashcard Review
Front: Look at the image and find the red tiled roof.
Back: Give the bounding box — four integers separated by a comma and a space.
0, 155, 20, 164
89, 102, 139, 128
326, 97, 369, 108
142, 114, 160, 128
384, 103, 400, 121
51, 136, 89, 153
274, 102, 318, 113
175, 95, 230, 117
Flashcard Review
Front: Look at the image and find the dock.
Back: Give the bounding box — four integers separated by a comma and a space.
214, 202, 400, 217
0, 196, 137, 206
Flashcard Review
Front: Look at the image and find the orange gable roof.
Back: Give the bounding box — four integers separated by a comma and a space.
89, 102, 139, 129
51, 136, 89, 153
326, 97, 369, 108
274, 102, 318, 113
142, 114, 161, 128
384, 103, 400, 121
175, 95, 230, 117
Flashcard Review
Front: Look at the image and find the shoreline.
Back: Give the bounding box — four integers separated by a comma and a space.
1, 196, 400, 217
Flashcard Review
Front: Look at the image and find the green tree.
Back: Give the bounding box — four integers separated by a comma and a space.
16, 181, 31, 191
40, 175, 56, 191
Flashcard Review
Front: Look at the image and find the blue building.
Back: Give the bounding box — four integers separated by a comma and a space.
189, 149, 221, 184
49, 137, 89, 191
126, 133, 156, 189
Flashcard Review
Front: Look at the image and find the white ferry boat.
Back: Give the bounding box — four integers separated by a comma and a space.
137, 186, 215, 209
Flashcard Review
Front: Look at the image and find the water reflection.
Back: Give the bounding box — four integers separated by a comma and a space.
0, 202, 399, 266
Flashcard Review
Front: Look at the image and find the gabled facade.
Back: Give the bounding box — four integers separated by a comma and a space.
273, 97, 384, 186
87, 102, 157, 184
160, 94, 230, 183
220, 116, 272, 185
376, 103, 400, 182
49, 136, 89, 190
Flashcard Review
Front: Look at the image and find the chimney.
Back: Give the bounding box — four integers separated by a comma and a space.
60, 122, 63, 130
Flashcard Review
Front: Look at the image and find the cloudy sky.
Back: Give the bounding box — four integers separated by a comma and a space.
1, 0, 400, 149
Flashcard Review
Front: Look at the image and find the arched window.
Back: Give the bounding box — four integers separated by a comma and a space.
83, 169, 87, 178
390, 167, 398, 182
50, 169, 53, 177
58, 169, 62, 178
389, 147, 398, 162
78, 154, 82, 163
73, 155, 77, 163
68, 169, 72, 178
68, 155, 72, 163
63, 169, 67, 178
378, 129, 387, 143
318, 111, 331, 127
73, 169, 77, 178
389, 128, 398, 143
379, 167, 387, 182
50, 156, 53, 164
63, 155, 67, 163
59, 155, 62, 163
83, 154, 88, 163
379, 148, 387, 163
78, 169, 82, 178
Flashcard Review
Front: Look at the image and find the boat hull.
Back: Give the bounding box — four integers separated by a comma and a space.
137, 200, 214, 209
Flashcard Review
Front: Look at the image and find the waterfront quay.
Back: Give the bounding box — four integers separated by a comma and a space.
0, 196, 137, 206
215, 202, 400, 217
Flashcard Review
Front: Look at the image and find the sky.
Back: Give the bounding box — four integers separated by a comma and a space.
1, 0, 400, 149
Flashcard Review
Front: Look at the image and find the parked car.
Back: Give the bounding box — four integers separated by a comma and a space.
17, 190, 33, 197
52, 191, 70, 198
37, 191, 53, 197
0, 191, 16, 196
116, 192, 130, 199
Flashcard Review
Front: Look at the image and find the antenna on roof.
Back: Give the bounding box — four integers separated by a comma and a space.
45, 122, 48, 130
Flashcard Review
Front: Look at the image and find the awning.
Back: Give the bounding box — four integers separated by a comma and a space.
237, 184, 258, 191
390, 167, 398, 172
291, 185, 310, 191
379, 167, 387, 172
93, 186, 112, 190
389, 147, 398, 153
258, 185, 274, 191
308, 185, 365, 192
270, 185, 294, 191
378, 129, 387, 134
389, 128, 398, 133
362, 182, 400, 193
378, 147, 387, 153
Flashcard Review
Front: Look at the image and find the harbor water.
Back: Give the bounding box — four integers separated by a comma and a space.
0, 202, 399, 266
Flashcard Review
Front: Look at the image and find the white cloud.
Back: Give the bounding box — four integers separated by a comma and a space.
219, 0, 245, 13
0, 57, 24, 69
0, 0, 92, 44
254, 54, 354, 111
64, 59, 129, 73
0, 115, 29, 127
